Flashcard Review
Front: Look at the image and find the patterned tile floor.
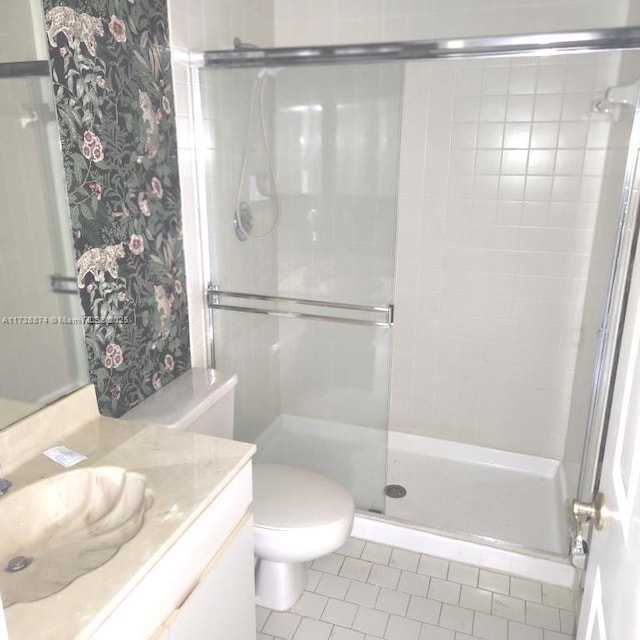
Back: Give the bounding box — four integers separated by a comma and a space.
256, 538, 576, 640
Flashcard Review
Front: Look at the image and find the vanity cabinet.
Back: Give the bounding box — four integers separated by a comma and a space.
158, 515, 255, 640
89, 463, 256, 640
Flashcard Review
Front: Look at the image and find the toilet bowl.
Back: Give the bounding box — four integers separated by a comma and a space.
121, 368, 355, 611
253, 463, 354, 610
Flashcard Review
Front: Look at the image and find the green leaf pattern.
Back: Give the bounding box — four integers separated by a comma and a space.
42, 0, 190, 416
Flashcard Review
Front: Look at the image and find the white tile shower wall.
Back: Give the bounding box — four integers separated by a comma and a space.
274, 1, 631, 459
389, 54, 624, 459
168, 0, 277, 433
273, 0, 630, 47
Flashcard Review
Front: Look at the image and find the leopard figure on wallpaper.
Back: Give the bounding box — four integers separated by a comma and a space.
45, 6, 104, 57
76, 244, 125, 289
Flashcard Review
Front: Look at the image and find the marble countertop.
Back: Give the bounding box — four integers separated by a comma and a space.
0, 385, 255, 640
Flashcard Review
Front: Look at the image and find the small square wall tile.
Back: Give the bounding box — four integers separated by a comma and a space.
293, 617, 333, 640
389, 548, 420, 572
316, 574, 352, 600
541, 584, 574, 611
492, 593, 526, 622
263, 611, 301, 640
459, 585, 493, 613
473, 611, 508, 640
525, 602, 561, 631
368, 564, 401, 589
313, 553, 345, 575
292, 592, 329, 619
340, 557, 373, 581
478, 570, 510, 595
560, 609, 575, 634
339, 538, 366, 558
352, 606, 390, 637
397, 570, 430, 597
438, 603, 474, 634
428, 577, 461, 605
508, 621, 543, 640
361, 542, 393, 565
384, 613, 422, 640
420, 624, 456, 640
346, 580, 380, 608
375, 588, 410, 616
321, 598, 358, 628
417, 555, 449, 579
510, 577, 542, 603
406, 595, 441, 625
419, 623, 455, 639
447, 562, 479, 587
328, 628, 365, 640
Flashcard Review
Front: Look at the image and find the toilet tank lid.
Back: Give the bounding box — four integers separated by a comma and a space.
121, 369, 237, 430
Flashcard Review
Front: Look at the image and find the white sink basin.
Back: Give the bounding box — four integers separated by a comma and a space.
0, 466, 153, 606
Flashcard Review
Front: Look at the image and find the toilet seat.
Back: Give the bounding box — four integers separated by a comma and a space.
253, 463, 354, 531
252, 464, 354, 564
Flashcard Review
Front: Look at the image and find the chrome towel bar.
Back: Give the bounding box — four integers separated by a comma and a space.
206, 285, 393, 327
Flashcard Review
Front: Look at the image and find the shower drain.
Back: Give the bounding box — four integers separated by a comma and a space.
5, 555, 33, 573
384, 484, 407, 499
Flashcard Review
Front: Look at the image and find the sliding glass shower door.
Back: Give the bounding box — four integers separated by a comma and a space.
199, 63, 403, 512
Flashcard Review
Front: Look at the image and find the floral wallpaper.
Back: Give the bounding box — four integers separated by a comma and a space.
42, 0, 190, 417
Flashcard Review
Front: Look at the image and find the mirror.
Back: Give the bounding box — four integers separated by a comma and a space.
0, 0, 89, 430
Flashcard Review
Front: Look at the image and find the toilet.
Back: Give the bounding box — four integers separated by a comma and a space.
122, 368, 355, 611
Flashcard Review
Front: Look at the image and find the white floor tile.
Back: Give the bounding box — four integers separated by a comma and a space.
384, 613, 422, 640
525, 602, 561, 631
321, 599, 358, 628
328, 628, 365, 640
256, 606, 270, 630
313, 553, 346, 575
439, 603, 474, 634
508, 620, 543, 640
340, 557, 374, 582
361, 542, 393, 565
559, 609, 575, 635
417, 555, 449, 579
418, 623, 455, 639
541, 584, 573, 611
292, 592, 329, 619
473, 611, 509, 640
447, 562, 479, 587
257, 633, 275, 640
389, 548, 421, 572
492, 593, 526, 622
428, 577, 461, 605
352, 606, 390, 637
338, 538, 366, 558
345, 580, 380, 608
478, 570, 510, 595
397, 570, 430, 597
459, 585, 493, 613
263, 611, 302, 640
406, 595, 441, 624
316, 574, 352, 600
308, 569, 323, 592
368, 564, 401, 589
375, 588, 410, 615
510, 577, 542, 604
293, 617, 333, 640
542, 631, 573, 640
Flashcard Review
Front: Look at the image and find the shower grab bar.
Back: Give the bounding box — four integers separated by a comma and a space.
206, 286, 394, 327
0, 61, 50, 79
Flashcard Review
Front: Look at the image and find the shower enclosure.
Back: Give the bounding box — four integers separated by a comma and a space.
194, 28, 640, 564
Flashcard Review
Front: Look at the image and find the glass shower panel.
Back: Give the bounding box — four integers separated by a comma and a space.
200, 63, 403, 513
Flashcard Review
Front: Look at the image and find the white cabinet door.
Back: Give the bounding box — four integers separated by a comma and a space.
165, 514, 256, 640
576, 222, 640, 638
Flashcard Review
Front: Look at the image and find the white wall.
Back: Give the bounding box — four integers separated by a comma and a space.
274, 0, 632, 459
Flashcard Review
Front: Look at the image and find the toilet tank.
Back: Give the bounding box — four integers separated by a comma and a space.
121, 369, 237, 439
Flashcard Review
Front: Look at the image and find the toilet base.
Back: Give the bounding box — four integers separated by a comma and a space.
255, 558, 307, 611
